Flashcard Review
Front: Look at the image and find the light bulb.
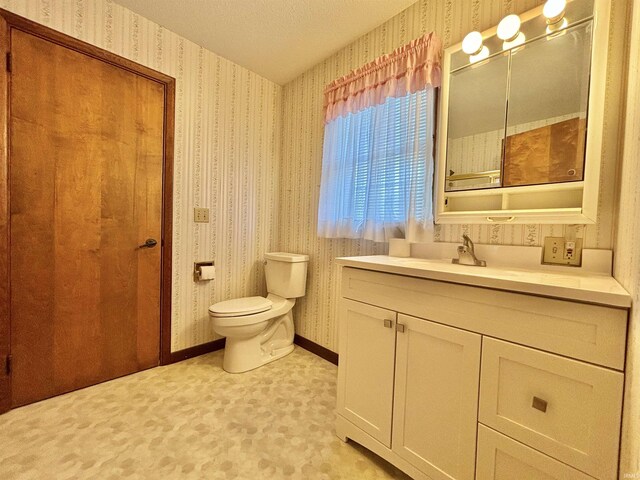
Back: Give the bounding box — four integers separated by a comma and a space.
470, 46, 490, 64
497, 14, 521, 41
543, 0, 567, 24
503, 32, 526, 50
462, 31, 483, 55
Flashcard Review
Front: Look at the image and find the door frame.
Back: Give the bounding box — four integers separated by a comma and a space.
0, 9, 176, 413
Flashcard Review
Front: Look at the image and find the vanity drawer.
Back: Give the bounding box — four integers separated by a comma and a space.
478, 338, 623, 479
341, 267, 627, 369
476, 425, 595, 480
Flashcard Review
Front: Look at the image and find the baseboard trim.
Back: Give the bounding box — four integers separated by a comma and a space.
168, 336, 338, 366
294, 334, 338, 365
168, 338, 226, 364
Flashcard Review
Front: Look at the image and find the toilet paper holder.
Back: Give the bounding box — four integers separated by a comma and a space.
194, 261, 214, 282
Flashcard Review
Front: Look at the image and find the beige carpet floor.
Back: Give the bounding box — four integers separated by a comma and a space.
0, 347, 410, 480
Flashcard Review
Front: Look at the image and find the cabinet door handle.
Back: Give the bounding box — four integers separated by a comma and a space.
383, 319, 393, 328
532, 396, 548, 413
396, 323, 406, 333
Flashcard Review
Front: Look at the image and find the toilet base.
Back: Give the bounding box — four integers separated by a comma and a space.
221, 311, 296, 373
223, 341, 295, 374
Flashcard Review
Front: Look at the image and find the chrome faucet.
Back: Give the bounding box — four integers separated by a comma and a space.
452, 234, 486, 267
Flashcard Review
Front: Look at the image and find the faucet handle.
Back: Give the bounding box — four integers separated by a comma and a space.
462, 234, 474, 250
453, 234, 486, 267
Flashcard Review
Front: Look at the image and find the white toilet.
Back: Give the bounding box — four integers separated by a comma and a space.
209, 252, 309, 373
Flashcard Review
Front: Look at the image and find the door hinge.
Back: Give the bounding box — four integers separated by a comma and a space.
5, 354, 11, 375
5, 52, 11, 72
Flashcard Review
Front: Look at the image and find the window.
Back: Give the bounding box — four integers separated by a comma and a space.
317, 88, 436, 243
317, 33, 441, 243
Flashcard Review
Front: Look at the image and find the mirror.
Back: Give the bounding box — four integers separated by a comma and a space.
445, 13, 593, 193
446, 54, 508, 191
504, 22, 591, 188
436, 0, 609, 225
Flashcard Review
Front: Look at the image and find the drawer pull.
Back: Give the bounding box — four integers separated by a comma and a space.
486, 216, 515, 222
397, 323, 406, 333
383, 319, 393, 328
532, 396, 548, 413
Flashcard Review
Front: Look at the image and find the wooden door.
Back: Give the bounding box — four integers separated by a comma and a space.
336, 299, 397, 447
9, 27, 166, 407
392, 314, 481, 480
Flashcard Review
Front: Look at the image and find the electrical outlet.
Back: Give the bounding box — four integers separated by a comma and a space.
542, 236, 583, 266
194, 207, 209, 223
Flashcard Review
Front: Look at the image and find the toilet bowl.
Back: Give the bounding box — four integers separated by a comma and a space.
209, 252, 309, 373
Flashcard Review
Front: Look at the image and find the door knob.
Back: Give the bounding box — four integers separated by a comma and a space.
137, 238, 158, 249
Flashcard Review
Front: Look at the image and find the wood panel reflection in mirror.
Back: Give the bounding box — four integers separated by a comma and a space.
503, 117, 586, 187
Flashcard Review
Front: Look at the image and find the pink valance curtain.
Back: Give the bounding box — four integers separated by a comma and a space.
323, 32, 442, 124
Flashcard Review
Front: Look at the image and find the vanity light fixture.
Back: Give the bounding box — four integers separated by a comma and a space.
462, 31, 484, 55
497, 14, 523, 51
470, 46, 490, 64
546, 17, 568, 34
462, 31, 489, 64
544, 0, 568, 33
503, 32, 526, 50
543, 0, 567, 25
497, 14, 522, 42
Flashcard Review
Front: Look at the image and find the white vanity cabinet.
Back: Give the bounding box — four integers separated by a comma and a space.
337, 300, 396, 447
392, 314, 481, 480
337, 299, 482, 480
475, 426, 595, 480
335, 263, 629, 480
479, 338, 623, 479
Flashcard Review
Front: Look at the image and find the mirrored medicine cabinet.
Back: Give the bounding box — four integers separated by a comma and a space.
435, 0, 610, 224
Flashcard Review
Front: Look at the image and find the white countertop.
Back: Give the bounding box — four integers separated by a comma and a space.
336, 255, 631, 308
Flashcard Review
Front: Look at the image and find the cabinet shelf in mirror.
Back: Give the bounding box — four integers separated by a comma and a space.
442, 181, 585, 224
439, 207, 585, 225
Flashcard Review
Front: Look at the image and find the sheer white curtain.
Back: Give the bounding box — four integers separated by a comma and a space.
317, 33, 441, 243
318, 89, 435, 242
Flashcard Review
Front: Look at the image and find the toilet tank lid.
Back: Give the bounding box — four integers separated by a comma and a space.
265, 252, 309, 263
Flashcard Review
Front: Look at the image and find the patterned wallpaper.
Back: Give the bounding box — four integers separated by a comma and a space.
279, 0, 628, 353
0, 0, 283, 352
614, 0, 640, 474
2, 0, 637, 471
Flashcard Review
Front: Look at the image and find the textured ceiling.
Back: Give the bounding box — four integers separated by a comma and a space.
114, 0, 417, 85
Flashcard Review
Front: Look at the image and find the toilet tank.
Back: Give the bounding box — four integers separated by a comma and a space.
264, 252, 309, 299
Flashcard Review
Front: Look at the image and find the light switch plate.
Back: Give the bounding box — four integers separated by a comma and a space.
194, 207, 209, 223
542, 236, 583, 266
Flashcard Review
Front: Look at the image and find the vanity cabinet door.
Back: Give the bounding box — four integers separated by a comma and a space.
337, 299, 397, 447
392, 314, 481, 480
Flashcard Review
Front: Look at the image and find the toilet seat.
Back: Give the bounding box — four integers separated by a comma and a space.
209, 296, 272, 317
210, 294, 294, 328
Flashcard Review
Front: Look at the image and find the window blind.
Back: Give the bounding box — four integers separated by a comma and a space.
318, 88, 433, 242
